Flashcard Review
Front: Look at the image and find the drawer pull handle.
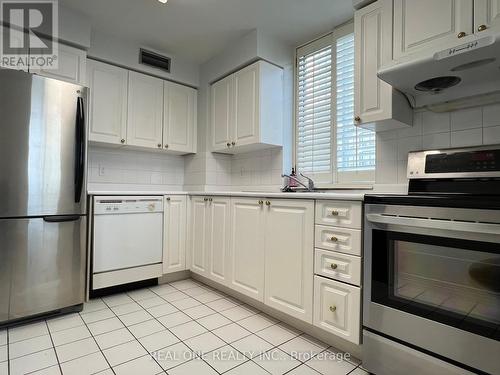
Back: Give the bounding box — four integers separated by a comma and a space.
478, 24, 487, 32
330, 236, 338, 242
330, 263, 338, 270
457, 31, 467, 38
331, 210, 339, 216
329, 305, 337, 312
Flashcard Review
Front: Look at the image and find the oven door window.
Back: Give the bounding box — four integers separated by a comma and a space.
372, 230, 500, 341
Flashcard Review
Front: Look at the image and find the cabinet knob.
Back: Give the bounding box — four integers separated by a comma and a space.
166, 197, 171, 201
330, 236, 338, 242
478, 24, 487, 32
209, 197, 213, 202
354, 116, 361, 123
227, 142, 231, 147
232, 141, 236, 146
331, 210, 339, 216
329, 305, 337, 312
157, 143, 162, 148
265, 201, 271, 206
330, 263, 338, 270
164, 144, 169, 149
204, 197, 208, 202
258, 200, 264, 205
120, 139, 125, 144
457, 31, 467, 38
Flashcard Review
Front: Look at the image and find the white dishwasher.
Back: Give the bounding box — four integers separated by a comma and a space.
92, 196, 164, 290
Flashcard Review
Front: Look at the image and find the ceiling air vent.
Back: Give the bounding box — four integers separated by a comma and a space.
139, 48, 171, 73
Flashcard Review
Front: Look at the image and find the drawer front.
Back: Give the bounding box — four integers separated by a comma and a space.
313, 276, 361, 344
315, 225, 361, 256
314, 249, 361, 286
315, 200, 362, 229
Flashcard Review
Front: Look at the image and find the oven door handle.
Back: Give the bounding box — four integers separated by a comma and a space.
366, 213, 500, 235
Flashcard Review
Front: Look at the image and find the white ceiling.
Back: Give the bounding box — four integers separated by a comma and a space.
60, 0, 353, 64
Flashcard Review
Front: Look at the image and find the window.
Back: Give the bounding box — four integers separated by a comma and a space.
295, 23, 375, 184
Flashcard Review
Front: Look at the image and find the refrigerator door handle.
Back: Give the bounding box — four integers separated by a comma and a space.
43, 215, 81, 223
74, 96, 85, 203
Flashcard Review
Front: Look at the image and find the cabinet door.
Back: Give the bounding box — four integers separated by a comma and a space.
233, 62, 260, 147
393, 0, 474, 60
163, 196, 187, 274
264, 199, 314, 323
229, 198, 265, 301
87, 60, 128, 145
163, 81, 197, 153
474, 0, 500, 32
206, 197, 231, 284
31, 42, 86, 84
127, 71, 164, 149
354, 0, 394, 125
188, 197, 209, 276
211, 75, 233, 151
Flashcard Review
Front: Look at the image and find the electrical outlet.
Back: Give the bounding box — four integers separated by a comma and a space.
99, 165, 105, 176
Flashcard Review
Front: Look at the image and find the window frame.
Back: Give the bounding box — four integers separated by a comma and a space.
294, 22, 375, 187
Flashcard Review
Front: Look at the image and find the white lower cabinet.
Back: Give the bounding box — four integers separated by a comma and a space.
163, 196, 187, 274
189, 197, 209, 276
228, 198, 265, 301
313, 276, 361, 344
264, 199, 314, 323
314, 249, 361, 286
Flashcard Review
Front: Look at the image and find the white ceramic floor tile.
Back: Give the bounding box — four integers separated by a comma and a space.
212, 323, 251, 343
128, 319, 165, 339
169, 321, 207, 341
146, 302, 177, 318
171, 297, 201, 310
149, 284, 177, 296
95, 369, 114, 375
225, 360, 269, 375
51, 325, 91, 347
288, 364, 321, 375
103, 340, 147, 366
349, 367, 370, 375
0, 330, 6, 346
87, 317, 124, 336
183, 287, 211, 297
94, 328, 135, 350
46, 314, 84, 333
0, 361, 7, 375
184, 332, 226, 354
305, 349, 357, 375
279, 335, 328, 362
80, 308, 114, 324
231, 334, 273, 359
119, 310, 153, 326
9, 321, 49, 343
157, 311, 192, 329
205, 298, 238, 312
113, 354, 163, 375
184, 304, 216, 319
253, 348, 301, 375
0, 345, 6, 362
102, 293, 135, 307
127, 289, 157, 301
138, 330, 179, 352
59, 351, 109, 375
55, 337, 99, 363
256, 323, 301, 346
137, 296, 166, 309
170, 279, 201, 291
161, 291, 189, 303
238, 313, 278, 333
9, 348, 58, 375
196, 313, 232, 330
167, 357, 218, 375
203, 345, 247, 373
81, 299, 107, 314
152, 342, 194, 370
220, 305, 257, 322
194, 291, 225, 304
111, 302, 143, 316
9, 334, 53, 359
30, 364, 62, 374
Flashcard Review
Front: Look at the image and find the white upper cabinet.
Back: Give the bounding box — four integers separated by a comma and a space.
211, 75, 233, 151
31, 41, 86, 84
206, 197, 231, 285
163, 196, 187, 274
127, 71, 164, 149
87, 60, 128, 145
0, 26, 27, 71
474, 0, 500, 32
211, 60, 283, 154
393, 0, 474, 61
264, 199, 314, 323
354, 0, 413, 131
163, 81, 197, 154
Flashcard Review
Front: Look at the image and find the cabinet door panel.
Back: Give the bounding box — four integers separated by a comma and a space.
207, 198, 231, 284
0, 26, 28, 71
264, 199, 314, 323
234, 63, 260, 146
229, 198, 264, 301
211, 76, 233, 151
474, 0, 500, 31
163, 196, 187, 274
189, 197, 208, 276
87, 60, 128, 145
163, 82, 197, 153
393, 0, 474, 60
127, 71, 164, 149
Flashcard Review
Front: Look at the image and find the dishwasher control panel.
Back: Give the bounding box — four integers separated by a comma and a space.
94, 196, 164, 214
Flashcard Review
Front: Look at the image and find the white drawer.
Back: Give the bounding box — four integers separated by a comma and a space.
315, 200, 362, 229
314, 249, 361, 286
314, 225, 362, 256
313, 275, 361, 344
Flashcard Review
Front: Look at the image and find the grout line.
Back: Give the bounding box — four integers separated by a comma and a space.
44, 320, 64, 375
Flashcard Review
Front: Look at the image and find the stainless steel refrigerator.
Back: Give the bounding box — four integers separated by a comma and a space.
0, 69, 87, 326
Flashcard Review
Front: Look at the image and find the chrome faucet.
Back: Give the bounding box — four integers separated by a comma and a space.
281, 172, 315, 192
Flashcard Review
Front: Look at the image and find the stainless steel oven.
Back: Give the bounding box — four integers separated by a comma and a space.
363, 145, 500, 375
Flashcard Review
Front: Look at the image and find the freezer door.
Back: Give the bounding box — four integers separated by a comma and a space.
0, 70, 87, 217
0, 216, 86, 322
